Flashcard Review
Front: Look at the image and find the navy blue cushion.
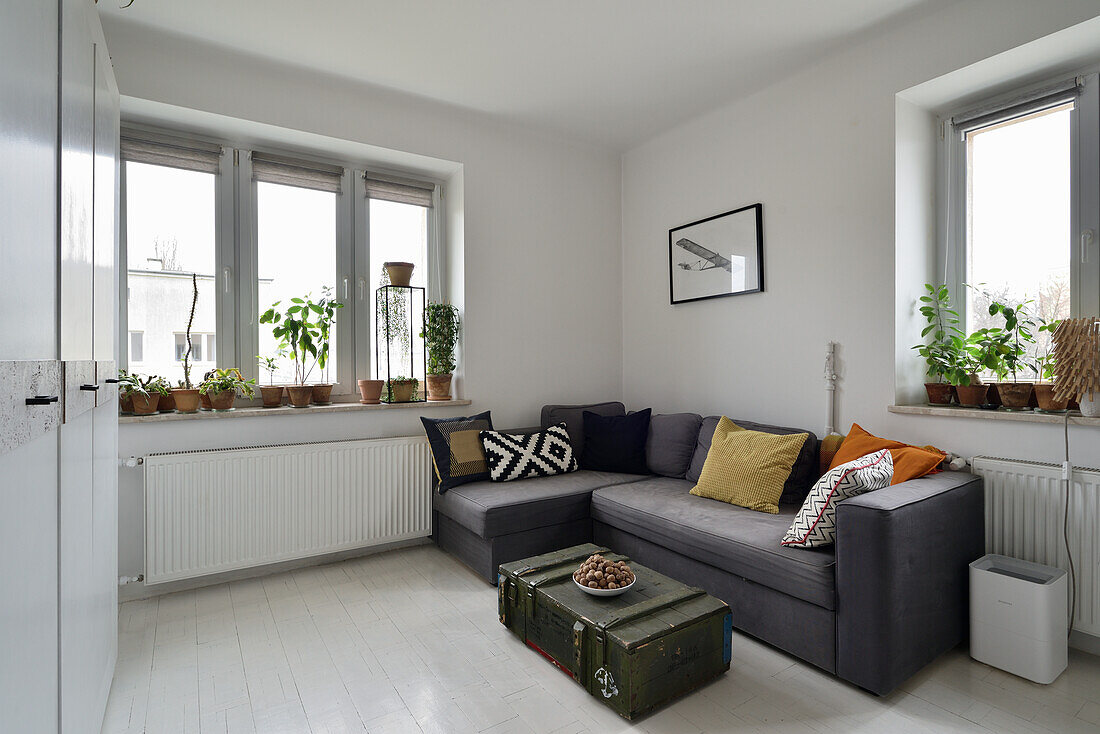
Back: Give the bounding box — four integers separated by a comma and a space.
581, 408, 652, 474
421, 411, 494, 492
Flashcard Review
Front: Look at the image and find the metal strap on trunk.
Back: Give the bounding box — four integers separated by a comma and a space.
513, 547, 603, 578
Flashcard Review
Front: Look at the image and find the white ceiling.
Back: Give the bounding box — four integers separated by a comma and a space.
98, 0, 944, 150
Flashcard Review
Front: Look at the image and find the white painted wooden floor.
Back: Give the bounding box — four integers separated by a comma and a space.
102, 544, 1100, 734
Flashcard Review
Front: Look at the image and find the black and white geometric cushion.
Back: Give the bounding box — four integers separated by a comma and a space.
781, 449, 894, 548
479, 423, 579, 482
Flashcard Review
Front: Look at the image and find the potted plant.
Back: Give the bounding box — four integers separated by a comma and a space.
117, 369, 135, 414
199, 369, 215, 410
262, 296, 320, 408
1033, 318, 1067, 412
152, 376, 175, 412
988, 298, 1037, 409
171, 273, 202, 413
384, 261, 415, 287
911, 284, 966, 405
955, 328, 1007, 407
386, 376, 419, 403
199, 368, 255, 411
311, 287, 344, 405
128, 375, 164, 416
422, 302, 460, 401
377, 267, 412, 362
256, 353, 285, 408
357, 378, 384, 404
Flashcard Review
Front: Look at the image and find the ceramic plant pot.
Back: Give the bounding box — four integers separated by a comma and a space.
388, 380, 418, 403
1080, 393, 1100, 418
924, 383, 953, 406
1033, 383, 1068, 412
311, 384, 334, 405
119, 392, 133, 415
357, 379, 384, 404
426, 374, 453, 401
200, 392, 212, 410
996, 382, 1033, 410
130, 393, 160, 415
172, 389, 201, 414
384, 261, 415, 287
955, 384, 989, 407
286, 385, 313, 408
208, 390, 236, 411
259, 385, 284, 408
158, 391, 177, 412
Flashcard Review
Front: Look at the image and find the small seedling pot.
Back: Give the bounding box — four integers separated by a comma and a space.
286, 385, 313, 408
259, 385, 284, 408
311, 384, 334, 405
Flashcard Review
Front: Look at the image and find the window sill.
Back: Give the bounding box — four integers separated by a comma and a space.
888, 404, 1100, 427
119, 398, 472, 424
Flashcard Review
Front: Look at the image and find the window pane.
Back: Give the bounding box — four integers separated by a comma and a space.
125, 162, 216, 381
966, 104, 1072, 338
370, 199, 429, 383
257, 182, 337, 385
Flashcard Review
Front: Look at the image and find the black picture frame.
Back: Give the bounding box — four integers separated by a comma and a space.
668, 203, 764, 305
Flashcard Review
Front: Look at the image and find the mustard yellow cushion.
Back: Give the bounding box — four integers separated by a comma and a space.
689, 417, 809, 514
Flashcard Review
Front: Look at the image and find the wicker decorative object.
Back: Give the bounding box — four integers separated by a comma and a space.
1051, 318, 1100, 402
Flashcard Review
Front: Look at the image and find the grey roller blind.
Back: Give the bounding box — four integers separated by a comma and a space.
365, 173, 434, 207
120, 128, 222, 174
951, 76, 1083, 136
252, 152, 344, 194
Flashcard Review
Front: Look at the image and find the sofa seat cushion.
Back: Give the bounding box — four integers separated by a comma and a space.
434, 470, 647, 538
591, 477, 837, 609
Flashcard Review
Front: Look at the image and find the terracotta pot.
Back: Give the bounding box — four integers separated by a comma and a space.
426, 374, 453, 401
388, 380, 418, 403
119, 392, 133, 414
955, 384, 989, 407
130, 393, 160, 415
996, 382, 1033, 409
1033, 383, 1069, 412
259, 385, 284, 408
158, 391, 177, 412
357, 379, 384, 404
172, 389, 201, 414
208, 390, 236, 411
384, 261, 415, 287
200, 392, 212, 410
311, 384, 334, 405
286, 385, 314, 408
924, 383, 953, 406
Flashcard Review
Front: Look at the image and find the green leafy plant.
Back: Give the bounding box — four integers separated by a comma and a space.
144, 375, 171, 396
422, 302, 461, 375
911, 284, 968, 385
313, 287, 344, 384
199, 368, 256, 398
256, 353, 282, 386
117, 370, 145, 397
376, 267, 411, 360
261, 294, 320, 386
385, 376, 418, 402
987, 298, 1037, 382
1034, 318, 1062, 382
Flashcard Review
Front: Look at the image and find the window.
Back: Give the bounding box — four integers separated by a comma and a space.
129, 331, 143, 364
120, 126, 441, 396
943, 74, 1100, 338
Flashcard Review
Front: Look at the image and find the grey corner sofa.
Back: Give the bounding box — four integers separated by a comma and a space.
432, 401, 985, 696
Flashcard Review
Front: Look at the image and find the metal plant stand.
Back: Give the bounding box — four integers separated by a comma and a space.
375, 284, 426, 403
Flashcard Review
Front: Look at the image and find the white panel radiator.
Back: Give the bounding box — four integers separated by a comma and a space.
144, 436, 433, 584
971, 456, 1100, 637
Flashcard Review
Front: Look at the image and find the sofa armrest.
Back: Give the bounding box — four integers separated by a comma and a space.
835, 471, 984, 695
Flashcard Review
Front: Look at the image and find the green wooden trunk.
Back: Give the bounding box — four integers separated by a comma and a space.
498, 543, 732, 720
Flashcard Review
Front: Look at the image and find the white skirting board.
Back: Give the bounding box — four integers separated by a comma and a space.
144, 436, 433, 584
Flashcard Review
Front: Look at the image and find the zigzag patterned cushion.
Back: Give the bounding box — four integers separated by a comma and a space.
781, 449, 894, 548
479, 423, 578, 482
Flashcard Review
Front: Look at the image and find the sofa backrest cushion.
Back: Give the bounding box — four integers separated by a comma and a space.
687, 416, 820, 505
646, 412, 703, 478
541, 402, 625, 456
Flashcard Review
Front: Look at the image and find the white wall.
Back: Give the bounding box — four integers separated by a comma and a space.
102, 18, 625, 577
621, 0, 1100, 468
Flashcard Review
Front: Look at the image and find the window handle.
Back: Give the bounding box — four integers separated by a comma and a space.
1083, 230, 1094, 264
343, 276, 350, 301
80, 384, 100, 392
358, 276, 366, 301
223, 267, 231, 293
26, 395, 59, 406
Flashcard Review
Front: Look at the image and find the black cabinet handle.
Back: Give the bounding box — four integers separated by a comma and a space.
80, 384, 100, 392
26, 395, 59, 406
104, 378, 121, 384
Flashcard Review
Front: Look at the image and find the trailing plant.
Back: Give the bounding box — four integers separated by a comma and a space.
910, 284, 968, 385
376, 267, 412, 361
1034, 318, 1062, 382
422, 302, 461, 375
257, 353, 282, 386
261, 295, 321, 386
313, 286, 344, 385
181, 273, 199, 389
385, 376, 418, 402
199, 368, 256, 399
987, 298, 1037, 382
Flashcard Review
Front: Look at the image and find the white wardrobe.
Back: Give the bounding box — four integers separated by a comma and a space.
0, 1, 120, 732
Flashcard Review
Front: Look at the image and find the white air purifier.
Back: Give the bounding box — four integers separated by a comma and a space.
970, 554, 1068, 684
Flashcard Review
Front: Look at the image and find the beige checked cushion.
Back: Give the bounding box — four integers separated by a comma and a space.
689, 416, 809, 514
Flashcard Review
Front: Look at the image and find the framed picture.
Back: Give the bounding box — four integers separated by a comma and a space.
668, 203, 763, 305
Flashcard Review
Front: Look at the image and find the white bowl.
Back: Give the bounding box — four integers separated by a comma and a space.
574, 576, 635, 597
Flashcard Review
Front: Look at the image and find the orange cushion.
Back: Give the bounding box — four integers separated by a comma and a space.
829, 423, 945, 485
